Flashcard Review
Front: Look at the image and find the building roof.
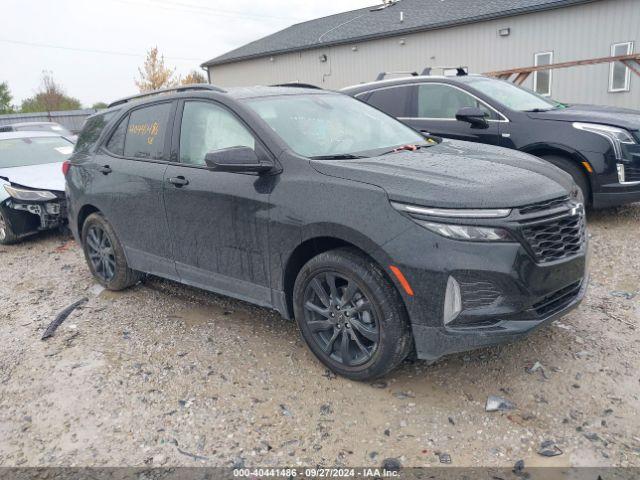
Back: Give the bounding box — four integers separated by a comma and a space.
202, 0, 596, 68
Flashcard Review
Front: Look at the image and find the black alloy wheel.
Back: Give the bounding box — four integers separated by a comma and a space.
81, 212, 142, 290
293, 248, 413, 381
85, 224, 116, 282
302, 271, 379, 367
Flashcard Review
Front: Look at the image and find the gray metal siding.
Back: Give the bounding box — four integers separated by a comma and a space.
209, 0, 639, 108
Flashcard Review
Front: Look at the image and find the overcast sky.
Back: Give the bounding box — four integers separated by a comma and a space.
1, 0, 375, 108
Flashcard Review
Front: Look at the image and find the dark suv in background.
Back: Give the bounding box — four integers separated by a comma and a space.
343, 74, 640, 208
66, 84, 588, 380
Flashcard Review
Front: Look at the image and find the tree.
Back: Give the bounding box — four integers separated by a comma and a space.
181, 70, 207, 85
135, 47, 178, 92
21, 72, 81, 113
92, 102, 108, 109
0, 82, 15, 114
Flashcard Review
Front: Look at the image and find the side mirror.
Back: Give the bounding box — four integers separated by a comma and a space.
455, 107, 489, 128
204, 146, 272, 173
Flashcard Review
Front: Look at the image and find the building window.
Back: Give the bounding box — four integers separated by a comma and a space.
533, 52, 553, 96
609, 41, 634, 92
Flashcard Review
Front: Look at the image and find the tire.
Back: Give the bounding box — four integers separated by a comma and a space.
0, 206, 20, 245
81, 212, 142, 290
293, 248, 413, 381
541, 154, 590, 206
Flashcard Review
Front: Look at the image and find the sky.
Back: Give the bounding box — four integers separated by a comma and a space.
1, 0, 375, 108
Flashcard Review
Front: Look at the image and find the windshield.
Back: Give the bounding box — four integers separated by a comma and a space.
466, 77, 564, 111
244, 94, 424, 158
0, 136, 73, 168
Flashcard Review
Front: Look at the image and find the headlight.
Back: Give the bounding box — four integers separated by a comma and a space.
573, 122, 636, 160
391, 201, 513, 242
416, 220, 512, 242
4, 185, 57, 201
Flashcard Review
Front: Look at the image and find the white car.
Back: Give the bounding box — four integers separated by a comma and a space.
0, 131, 73, 244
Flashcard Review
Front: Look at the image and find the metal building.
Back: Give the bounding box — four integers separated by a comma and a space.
202, 0, 639, 108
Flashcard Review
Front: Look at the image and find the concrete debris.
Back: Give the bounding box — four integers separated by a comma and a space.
485, 395, 516, 412
537, 440, 563, 457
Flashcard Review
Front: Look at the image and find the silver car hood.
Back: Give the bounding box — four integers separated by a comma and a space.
0, 162, 66, 192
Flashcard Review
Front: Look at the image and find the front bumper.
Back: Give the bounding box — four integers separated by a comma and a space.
1, 195, 67, 238
382, 201, 589, 361
411, 277, 587, 361
593, 184, 640, 208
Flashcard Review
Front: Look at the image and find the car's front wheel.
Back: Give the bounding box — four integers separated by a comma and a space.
81, 213, 142, 290
0, 206, 19, 245
293, 248, 413, 381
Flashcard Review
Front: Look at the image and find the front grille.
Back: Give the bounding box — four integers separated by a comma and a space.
624, 164, 640, 182
459, 280, 502, 309
533, 281, 582, 317
516, 195, 586, 264
518, 196, 570, 215
520, 213, 585, 263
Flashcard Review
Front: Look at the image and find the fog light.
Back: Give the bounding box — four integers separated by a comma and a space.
444, 276, 462, 325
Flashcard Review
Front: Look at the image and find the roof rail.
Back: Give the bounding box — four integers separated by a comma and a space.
427, 66, 468, 76
272, 83, 323, 90
107, 84, 226, 108
375, 71, 419, 81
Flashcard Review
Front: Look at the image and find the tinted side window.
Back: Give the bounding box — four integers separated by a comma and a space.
123, 103, 172, 160
416, 84, 497, 119
179, 101, 255, 166
105, 114, 128, 156
362, 86, 414, 117
74, 110, 118, 154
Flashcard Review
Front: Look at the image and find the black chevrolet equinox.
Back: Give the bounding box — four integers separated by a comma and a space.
66, 84, 589, 380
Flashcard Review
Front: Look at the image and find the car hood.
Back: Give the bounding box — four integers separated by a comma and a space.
0, 162, 65, 192
311, 140, 573, 209
527, 104, 640, 131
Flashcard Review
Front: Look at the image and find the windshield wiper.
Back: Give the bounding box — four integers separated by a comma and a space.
309, 154, 366, 160
524, 107, 557, 112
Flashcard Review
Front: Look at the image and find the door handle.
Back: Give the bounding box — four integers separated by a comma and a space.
168, 176, 189, 187
98, 165, 112, 175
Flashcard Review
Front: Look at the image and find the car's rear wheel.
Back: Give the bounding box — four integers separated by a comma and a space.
0, 207, 19, 245
293, 248, 412, 381
81, 213, 142, 290
542, 154, 590, 207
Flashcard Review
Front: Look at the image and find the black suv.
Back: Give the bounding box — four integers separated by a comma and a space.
343, 75, 640, 208
66, 84, 588, 380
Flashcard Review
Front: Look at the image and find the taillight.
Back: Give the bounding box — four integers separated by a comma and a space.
62, 160, 71, 176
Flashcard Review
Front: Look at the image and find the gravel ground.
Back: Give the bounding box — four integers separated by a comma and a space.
0, 205, 638, 469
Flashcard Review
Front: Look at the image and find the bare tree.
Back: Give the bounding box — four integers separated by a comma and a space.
181, 70, 207, 85
135, 47, 178, 92
21, 72, 81, 113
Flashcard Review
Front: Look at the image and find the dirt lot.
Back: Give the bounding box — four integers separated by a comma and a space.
0, 205, 638, 469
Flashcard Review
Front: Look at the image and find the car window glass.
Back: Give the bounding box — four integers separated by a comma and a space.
245, 94, 424, 158
364, 86, 413, 117
105, 114, 128, 156
123, 103, 172, 160
179, 101, 255, 166
75, 110, 118, 154
416, 84, 496, 119
0, 136, 73, 168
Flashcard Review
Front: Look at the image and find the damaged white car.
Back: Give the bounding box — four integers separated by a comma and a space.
0, 131, 73, 244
